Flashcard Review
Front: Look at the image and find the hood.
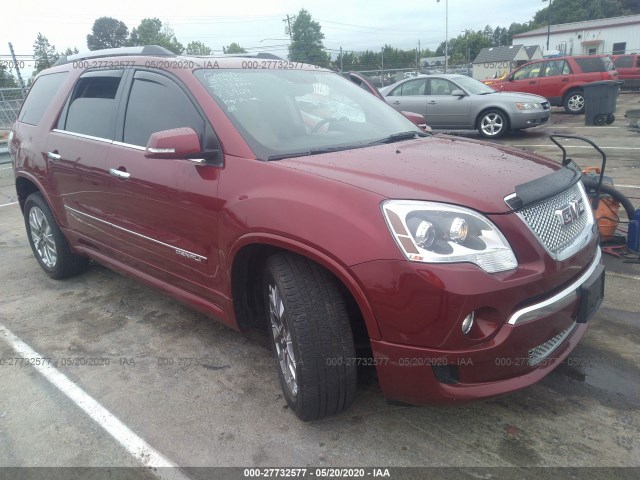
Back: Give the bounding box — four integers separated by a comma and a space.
278, 135, 560, 214
490, 91, 549, 102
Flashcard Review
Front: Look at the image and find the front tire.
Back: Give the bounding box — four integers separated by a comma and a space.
564, 90, 585, 114
263, 253, 357, 421
23, 192, 89, 279
478, 109, 509, 138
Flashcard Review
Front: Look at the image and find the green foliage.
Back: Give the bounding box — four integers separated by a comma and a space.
186, 41, 212, 55
0, 65, 18, 88
288, 9, 330, 67
436, 29, 493, 65
334, 45, 437, 71
533, 0, 640, 27
128, 18, 184, 54
87, 17, 129, 50
33, 33, 59, 76
223, 42, 247, 54
62, 47, 79, 56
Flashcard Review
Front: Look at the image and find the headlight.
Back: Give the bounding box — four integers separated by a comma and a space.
515, 102, 542, 110
382, 200, 518, 273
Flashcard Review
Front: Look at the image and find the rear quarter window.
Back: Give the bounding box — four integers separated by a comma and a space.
574, 57, 607, 73
17, 72, 68, 126
614, 56, 634, 68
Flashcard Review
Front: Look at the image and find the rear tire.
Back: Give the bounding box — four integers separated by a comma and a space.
23, 192, 89, 279
563, 90, 585, 114
263, 253, 357, 421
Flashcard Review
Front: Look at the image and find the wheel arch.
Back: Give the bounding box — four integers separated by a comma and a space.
15, 174, 47, 212
562, 85, 585, 103
229, 234, 381, 343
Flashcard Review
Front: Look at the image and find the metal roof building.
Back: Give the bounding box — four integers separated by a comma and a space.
513, 14, 640, 56
471, 45, 543, 81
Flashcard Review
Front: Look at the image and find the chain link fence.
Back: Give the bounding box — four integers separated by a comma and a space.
348, 64, 473, 88
0, 88, 24, 130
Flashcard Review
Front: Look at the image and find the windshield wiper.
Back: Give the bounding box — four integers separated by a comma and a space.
268, 145, 359, 161
368, 130, 429, 146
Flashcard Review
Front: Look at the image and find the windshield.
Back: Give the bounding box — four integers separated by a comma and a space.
450, 75, 496, 95
195, 69, 421, 160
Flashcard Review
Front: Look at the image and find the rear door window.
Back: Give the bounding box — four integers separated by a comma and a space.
57, 69, 124, 139
542, 60, 571, 76
389, 78, 426, 96
18, 72, 68, 126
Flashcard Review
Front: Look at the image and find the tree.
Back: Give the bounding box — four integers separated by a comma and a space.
128, 18, 184, 54
288, 9, 330, 67
186, 41, 212, 55
533, 0, 640, 27
33, 33, 59, 76
0, 65, 18, 88
223, 42, 247, 54
62, 47, 79, 56
87, 17, 129, 50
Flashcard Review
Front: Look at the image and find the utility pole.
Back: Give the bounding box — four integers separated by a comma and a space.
417, 40, 421, 74
8, 42, 27, 96
284, 14, 294, 40
445, 0, 448, 73
545, 0, 553, 52
340, 46, 343, 72
437, 0, 448, 73
381, 47, 384, 84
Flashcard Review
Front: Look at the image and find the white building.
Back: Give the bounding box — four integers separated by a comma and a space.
513, 14, 640, 57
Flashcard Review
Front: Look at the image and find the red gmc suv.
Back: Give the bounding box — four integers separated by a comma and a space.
10, 46, 603, 420
490, 55, 618, 113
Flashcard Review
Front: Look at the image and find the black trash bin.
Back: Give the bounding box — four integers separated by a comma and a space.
583, 80, 621, 126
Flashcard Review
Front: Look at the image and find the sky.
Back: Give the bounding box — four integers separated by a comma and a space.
2, 0, 545, 69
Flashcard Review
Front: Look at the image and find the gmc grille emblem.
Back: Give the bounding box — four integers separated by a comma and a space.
555, 197, 585, 227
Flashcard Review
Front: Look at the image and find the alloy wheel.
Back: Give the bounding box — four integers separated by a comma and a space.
480, 113, 504, 136
29, 207, 57, 269
268, 283, 298, 397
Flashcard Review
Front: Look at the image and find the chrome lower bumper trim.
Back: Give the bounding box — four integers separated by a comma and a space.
508, 248, 602, 325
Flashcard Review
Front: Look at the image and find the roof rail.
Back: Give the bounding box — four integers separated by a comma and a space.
191, 52, 284, 60
54, 45, 175, 66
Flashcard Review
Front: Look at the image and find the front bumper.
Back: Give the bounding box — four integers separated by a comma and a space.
510, 109, 551, 129
351, 243, 602, 405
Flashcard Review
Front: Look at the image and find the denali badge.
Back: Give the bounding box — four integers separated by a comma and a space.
555, 197, 585, 227
175, 248, 205, 263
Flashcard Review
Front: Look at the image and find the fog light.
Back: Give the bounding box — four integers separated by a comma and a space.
462, 312, 475, 335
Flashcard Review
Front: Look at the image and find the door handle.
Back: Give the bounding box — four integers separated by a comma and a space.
561, 78, 570, 82
428, 101, 437, 105
528, 81, 536, 84
109, 168, 131, 179
393, 101, 401, 105
47, 151, 61, 161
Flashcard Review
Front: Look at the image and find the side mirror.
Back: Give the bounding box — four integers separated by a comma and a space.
451, 89, 466, 97
508, 74, 514, 81
145, 127, 205, 160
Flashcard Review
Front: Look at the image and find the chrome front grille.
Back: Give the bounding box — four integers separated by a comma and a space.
514, 182, 595, 261
528, 323, 578, 366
